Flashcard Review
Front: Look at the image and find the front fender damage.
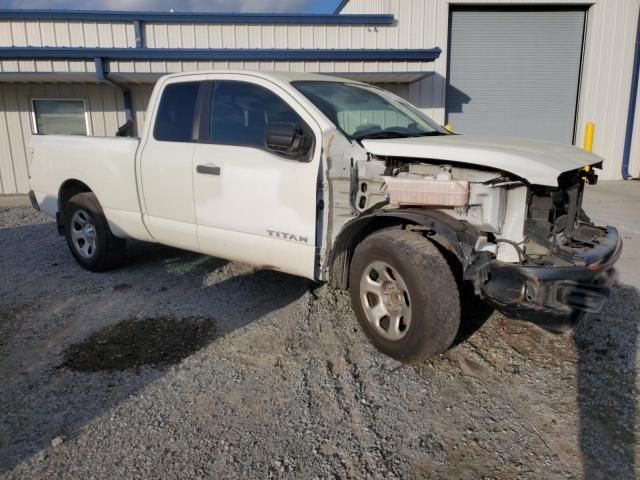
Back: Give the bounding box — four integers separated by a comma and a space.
327, 207, 480, 289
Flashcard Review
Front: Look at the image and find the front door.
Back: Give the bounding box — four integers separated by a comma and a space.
192, 77, 321, 279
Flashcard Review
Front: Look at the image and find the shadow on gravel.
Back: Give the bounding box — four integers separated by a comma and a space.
435, 243, 494, 348
575, 284, 639, 480
0, 224, 309, 474
453, 285, 494, 347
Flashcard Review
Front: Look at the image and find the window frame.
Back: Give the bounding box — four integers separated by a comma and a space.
30, 98, 91, 136
196, 79, 316, 161
152, 80, 205, 143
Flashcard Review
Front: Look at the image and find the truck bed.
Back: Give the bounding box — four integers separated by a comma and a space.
29, 135, 147, 239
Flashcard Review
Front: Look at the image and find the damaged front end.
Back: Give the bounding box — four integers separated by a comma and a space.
470, 168, 622, 331
323, 123, 623, 332
336, 150, 622, 332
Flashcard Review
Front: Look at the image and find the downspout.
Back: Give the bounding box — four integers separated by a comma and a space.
622, 11, 640, 179
94, 57, 134, 135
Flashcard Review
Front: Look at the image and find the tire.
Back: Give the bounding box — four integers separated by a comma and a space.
349, 230, 460, 363
63, 192, 126, 272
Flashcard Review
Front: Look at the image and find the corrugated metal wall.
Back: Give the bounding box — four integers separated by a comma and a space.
345, 0, 640, 180
130, 83, 154, 137
0, 59, 96, 74
143, 23, 383, 49
0, 82, 127, 194
0, 18, 398, 49
0, 20, 135, 47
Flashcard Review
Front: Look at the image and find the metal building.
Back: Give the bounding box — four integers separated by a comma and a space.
0, 0, 638, 194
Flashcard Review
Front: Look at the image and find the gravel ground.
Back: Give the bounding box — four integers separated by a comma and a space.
1, 205, 639, 479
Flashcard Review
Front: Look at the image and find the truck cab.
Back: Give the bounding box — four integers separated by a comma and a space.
28, 71, 622, 363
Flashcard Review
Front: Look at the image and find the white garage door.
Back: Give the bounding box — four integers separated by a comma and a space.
446, 7, 586, 144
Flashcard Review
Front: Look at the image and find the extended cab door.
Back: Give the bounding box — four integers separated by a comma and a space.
192, 76, 322, 279
138, 79, 205, 251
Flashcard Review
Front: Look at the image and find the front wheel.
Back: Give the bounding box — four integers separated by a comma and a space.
349, 230, 460, 363
63, 192, 126, 272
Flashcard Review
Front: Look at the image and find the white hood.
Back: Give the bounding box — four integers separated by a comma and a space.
361, 135, 603, 186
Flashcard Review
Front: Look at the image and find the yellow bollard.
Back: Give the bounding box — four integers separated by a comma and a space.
584, 122, 595, 152
444, 124, 454, 132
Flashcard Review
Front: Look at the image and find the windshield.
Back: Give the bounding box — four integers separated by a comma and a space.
293, 81, 448, 140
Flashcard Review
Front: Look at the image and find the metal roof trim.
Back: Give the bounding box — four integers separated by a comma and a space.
0, 47, 442, 62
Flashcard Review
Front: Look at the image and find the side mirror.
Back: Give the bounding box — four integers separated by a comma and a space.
265, 122, 310, 159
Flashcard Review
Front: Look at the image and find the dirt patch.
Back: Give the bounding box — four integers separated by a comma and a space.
61, 316, 217, 372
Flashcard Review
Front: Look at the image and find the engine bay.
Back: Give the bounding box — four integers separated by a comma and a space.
355, 155, 606, 266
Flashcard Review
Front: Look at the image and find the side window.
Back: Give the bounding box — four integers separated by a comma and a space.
209, 81, 304, 148
153, 82, 200, 142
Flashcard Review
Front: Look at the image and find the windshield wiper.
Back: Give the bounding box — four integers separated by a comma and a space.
412, 131, 448, 137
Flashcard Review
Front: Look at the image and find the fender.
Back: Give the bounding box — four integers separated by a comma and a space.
327, 207, 479, 289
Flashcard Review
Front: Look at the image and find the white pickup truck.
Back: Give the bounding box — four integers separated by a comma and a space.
29, 71, 621, 362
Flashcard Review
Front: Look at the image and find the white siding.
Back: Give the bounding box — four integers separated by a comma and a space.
0, 18, 391, 50
0, 82, 125, 194
130, 83, 154, 137
141, 22, 382, 49
0, 59, 95, 73
0, 20, 135, 47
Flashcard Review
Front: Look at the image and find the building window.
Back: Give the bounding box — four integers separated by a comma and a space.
31, 99, 89, 135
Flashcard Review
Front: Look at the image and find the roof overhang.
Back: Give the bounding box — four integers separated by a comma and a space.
0, 47, 441, 62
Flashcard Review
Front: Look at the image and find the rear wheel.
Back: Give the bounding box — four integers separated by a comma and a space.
349, 230, 460, 363
63, 192, 126, 272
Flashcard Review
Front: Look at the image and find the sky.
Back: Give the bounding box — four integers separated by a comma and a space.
0, 0, 341, 13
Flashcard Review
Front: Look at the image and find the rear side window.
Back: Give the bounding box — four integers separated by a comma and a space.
209, 81, 304, 148
153, 82, 200, 142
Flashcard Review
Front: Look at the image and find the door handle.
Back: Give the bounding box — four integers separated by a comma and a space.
196, 164, 221, 176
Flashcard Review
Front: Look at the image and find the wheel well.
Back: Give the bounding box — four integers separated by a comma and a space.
328, 217, 401, 289
328, 211, 472, 290
57, 180, 93, 233
59, 180, 92, 211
